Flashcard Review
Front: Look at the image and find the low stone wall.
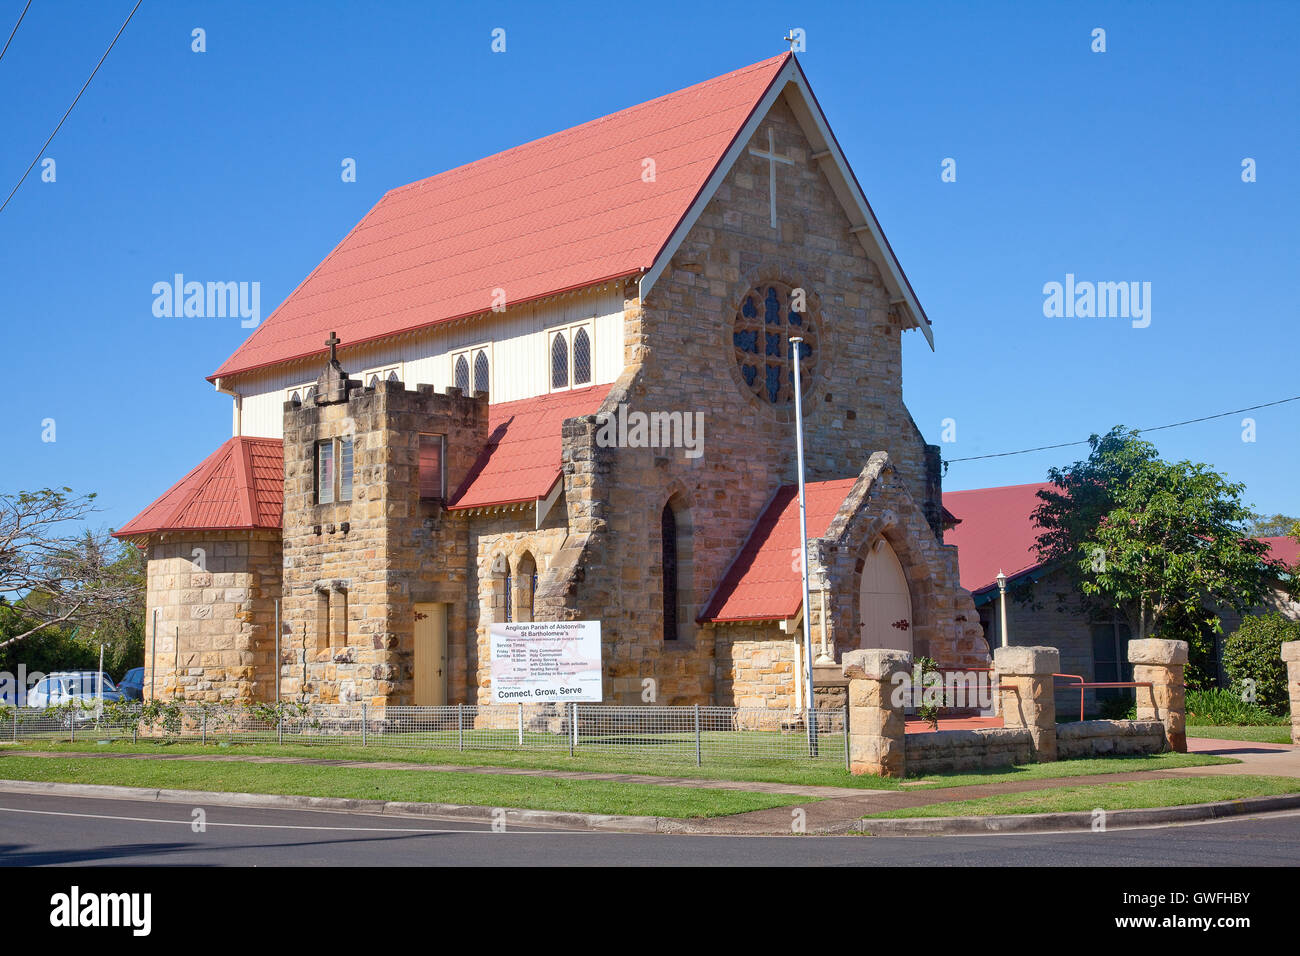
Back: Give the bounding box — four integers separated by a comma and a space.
1056, 719, 1167, 759
906, 727, 1034, 775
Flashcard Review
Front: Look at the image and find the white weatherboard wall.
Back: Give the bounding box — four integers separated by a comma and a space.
230, 285, 626, 439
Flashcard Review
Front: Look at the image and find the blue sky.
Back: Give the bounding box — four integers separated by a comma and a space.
1, 0, 1296, 533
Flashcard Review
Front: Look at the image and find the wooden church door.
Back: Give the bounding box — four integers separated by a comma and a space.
859, 539, 913, 654
413, 603, 448, 706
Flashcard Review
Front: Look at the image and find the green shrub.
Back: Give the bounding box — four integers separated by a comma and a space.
1222, 613, 1299, 717
1186, 688, 1287, 726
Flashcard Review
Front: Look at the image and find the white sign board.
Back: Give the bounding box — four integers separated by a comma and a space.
489, 621, 603, 703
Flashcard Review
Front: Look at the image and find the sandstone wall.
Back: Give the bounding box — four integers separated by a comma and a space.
143, 530, 280, 703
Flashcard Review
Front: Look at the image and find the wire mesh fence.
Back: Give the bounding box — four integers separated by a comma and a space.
0, 701, 849, 768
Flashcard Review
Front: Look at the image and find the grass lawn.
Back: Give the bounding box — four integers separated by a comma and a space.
0, 739, 1233, 792
1188, 725, 1294, 745
864, 775, 1300, 819
0, 754, 801, 818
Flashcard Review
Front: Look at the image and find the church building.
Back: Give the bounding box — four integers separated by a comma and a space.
115, 53, 990, 710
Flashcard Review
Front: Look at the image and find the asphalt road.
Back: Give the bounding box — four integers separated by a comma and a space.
0, 793, 1298, 866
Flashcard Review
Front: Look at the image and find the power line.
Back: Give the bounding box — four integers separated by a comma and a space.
943, 394, 1300, 466
0, 0, 32, 63
0, 0, 142, 216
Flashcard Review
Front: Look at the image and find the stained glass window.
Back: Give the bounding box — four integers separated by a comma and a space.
662, 504, 678, 642
551, 332, 569, 389
473, 349, 489, 395
732, 282, 816, 404
573, 327, 592, 385
454, 355, 469, 392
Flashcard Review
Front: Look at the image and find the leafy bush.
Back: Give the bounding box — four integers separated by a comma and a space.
1186, 688, 1287, 726
1222, 613, 1299, 717
914, 656, 940, 730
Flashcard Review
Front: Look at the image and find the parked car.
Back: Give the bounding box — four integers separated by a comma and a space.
118, 667, 145, 700
27, 672, 123, 719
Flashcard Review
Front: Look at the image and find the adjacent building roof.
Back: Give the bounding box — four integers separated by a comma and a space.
447, 384, 613, 511
210, 54, 792, 381
114, 437, 284, 539
941, 482, 1054, 595
699, 478, 858, 623
1260, 535, 1300, 569
941, 482, 1300, 596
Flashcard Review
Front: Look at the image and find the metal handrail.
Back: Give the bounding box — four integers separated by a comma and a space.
1053, 673, 1154, 722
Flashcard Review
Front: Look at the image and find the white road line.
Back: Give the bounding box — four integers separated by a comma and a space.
0, 804, 587, 835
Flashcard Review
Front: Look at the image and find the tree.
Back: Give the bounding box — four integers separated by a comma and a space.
0, 488, 143, 651
1248, 513, 1300, 538
1032, 428, 1282, 652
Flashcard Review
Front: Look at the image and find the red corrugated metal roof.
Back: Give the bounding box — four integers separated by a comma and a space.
210, 54, 791, 382
942, 482, 1053, 594
114, 437, 284, 538
699, 478, 858, 623
1260, 535, 1300, 569
447, 384, 612, 510
942, 483, 1300, 593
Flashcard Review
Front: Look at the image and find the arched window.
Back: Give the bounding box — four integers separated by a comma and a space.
454, 354, 470, 393
516, 552, 537, 623
572, 327, 592, 386
661, 505, 678, 642
503, 568, 513, 623
387, 369, 400, 383
550, 332, 569, 390
473, 349, 490, 395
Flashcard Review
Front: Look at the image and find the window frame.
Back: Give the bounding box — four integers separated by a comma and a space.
315, 436, 354, 505
547, 320, 594, 393
285, 382, 316, 405
361, 363, 402, 389
449, 343, 492, 396
418, 432, 447, 501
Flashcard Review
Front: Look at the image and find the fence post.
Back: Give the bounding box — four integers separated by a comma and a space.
132, 711, 138, 745
361, 700, 368, 747
1283, 641, 1300, 746
994, 646, 1060, 762
458, 703, 464, 751
201, 711, 207, 745
70, 711, 75, 744
11, 710, 16, 743
842, 648, 910, 777
842, 705, 850, 771
1128, 639, 1188, 753
277, 714, 283, 746
694, 704, 702, 767
568, 702, 575, 757
517, 702, 523, 746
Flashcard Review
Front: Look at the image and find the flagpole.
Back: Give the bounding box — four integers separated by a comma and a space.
790, 336, 818, 756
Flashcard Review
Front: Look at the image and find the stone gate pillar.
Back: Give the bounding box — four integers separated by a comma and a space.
1128, 638, 1188, 753
994, 646, 1059, 762
1282, 641, 1300, 745
842, 648, 911, 777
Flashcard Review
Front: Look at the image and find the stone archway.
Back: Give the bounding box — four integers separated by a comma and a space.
858, 536, 913, 654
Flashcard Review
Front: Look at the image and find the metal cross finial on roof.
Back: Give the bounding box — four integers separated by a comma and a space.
784, 32, 797, 52
326, 331, 340, 363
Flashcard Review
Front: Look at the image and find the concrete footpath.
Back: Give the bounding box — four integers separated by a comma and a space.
1, 735, 1296, 836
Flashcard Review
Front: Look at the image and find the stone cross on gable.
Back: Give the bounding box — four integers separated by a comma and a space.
749, 127, 795, 230
326, 331, 341, 364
